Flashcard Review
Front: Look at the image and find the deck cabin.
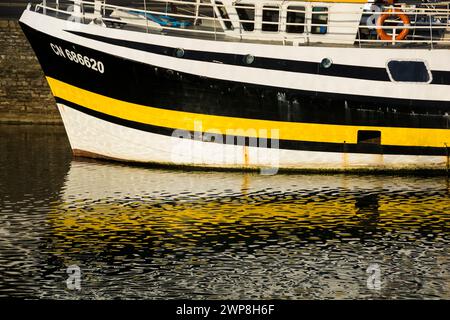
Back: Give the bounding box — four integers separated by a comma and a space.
209, 0, 366, 44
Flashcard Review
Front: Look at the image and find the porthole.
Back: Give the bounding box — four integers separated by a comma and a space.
243, 54, 255, 65
321, 58, 332, 69
174, 48, 185, 58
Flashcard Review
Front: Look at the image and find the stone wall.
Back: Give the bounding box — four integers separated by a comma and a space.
0, 19, 61, 124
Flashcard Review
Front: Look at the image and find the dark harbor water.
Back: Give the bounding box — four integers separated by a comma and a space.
0, 124, 449, 299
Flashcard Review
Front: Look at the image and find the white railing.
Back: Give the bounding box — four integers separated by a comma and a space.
33, 0, 450, 47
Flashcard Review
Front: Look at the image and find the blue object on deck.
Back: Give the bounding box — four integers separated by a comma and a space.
129, 10, 192, 28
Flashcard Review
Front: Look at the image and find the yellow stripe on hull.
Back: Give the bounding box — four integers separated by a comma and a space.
47, 77, 450, 148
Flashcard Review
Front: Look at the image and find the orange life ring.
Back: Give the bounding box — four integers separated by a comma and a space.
376, 9, 410, 41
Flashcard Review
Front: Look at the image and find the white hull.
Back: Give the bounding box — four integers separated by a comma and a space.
58, 103, 447, 171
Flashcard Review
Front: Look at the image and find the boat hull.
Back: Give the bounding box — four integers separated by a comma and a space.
57, 101, 447, 171
19, 9, 450, 171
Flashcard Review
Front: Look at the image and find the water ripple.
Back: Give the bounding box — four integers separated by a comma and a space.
0, 125, 449, 299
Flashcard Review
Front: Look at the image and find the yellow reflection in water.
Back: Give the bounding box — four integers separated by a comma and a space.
46, 161, 450, 254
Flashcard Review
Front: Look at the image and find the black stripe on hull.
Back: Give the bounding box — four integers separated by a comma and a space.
68, 30, 450, 86
67, 31, 450, 85
20, 22, 450, 130
68, 30, 391, 82
56, 97, 448, 156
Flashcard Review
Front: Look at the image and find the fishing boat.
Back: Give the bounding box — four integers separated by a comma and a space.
19, 0, 450, 171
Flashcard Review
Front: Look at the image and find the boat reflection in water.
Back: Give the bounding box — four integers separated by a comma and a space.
44, 160, 450, 299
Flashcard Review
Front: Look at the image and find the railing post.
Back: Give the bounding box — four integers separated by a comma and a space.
43, 0, 46, 15
213, 3, 217, 41
57, 0, 61, 18
94, 0, 103, 18
392, 25, 396, 45
430, 13, 434, 49
143, 0, 149, 33
194, 0, 200, 26
357, 24, 361, 48
73, 0, 83, 23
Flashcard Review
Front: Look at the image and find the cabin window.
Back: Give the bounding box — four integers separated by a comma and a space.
235, 4, 255, 31
216, 1, 232, 30
386, 60, 431, 83
286, 6, 305, 34
311, 7, 328, 34
262, 6, 280, 32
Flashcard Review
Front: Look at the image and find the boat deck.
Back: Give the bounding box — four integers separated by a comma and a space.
33, 0, 450, 49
